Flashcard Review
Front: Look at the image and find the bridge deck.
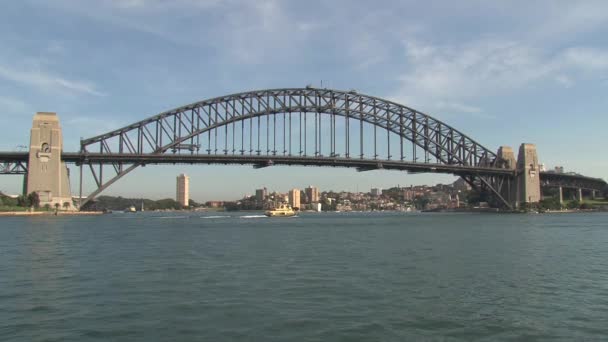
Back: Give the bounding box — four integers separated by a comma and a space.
63, 153, 514, 176
2, 151, 605, 190
0, 152, 28, 161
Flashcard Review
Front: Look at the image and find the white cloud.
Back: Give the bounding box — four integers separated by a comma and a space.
560, 47, 608, 70
554, 75, 573, 88
0, 96, 29, 113
391, 39, 608, 117
0, 65, 105, 96
531, 1, 608, 40
104, 0, 222, 11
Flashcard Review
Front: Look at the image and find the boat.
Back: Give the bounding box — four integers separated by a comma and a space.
126, 205, 137, 213
264, 204, 296, 217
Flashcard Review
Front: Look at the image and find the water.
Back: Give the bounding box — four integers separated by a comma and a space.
1, 212, 608, 341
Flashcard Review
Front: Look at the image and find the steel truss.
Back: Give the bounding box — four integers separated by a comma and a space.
0, 161, 27, 175
78, 87, 514, 208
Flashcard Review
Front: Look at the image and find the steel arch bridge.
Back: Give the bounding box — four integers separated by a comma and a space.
75, 87, 516, 208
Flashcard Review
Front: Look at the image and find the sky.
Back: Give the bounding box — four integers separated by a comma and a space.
1, 0, 607, 201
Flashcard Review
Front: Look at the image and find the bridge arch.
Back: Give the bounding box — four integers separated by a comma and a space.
78, 87, 508, 207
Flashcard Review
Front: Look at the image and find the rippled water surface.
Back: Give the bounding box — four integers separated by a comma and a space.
2, 212, 608, 341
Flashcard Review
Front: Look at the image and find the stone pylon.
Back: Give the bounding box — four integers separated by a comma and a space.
26, 112, 74, 210
514, 143, 541, 207
497, 146, 517, 205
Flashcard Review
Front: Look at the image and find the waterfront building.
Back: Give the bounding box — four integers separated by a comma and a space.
371, 188, 382, 197
288, 189, 301, 209
305, 186, 319, 203
403, 189, 415, 201
255, 187, 267, 203
176, 173, 189, 207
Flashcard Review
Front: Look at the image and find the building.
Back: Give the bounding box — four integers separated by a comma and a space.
403, 189, 415, 201
255, 187, 267, 203
176, 173, 189, 207
288, 189, 301, 209
371, 188, 382, 197
205, 201, 224, 208
305, 186, 319, 203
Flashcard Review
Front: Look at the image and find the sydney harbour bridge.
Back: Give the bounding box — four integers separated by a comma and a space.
0, 87, 605, 210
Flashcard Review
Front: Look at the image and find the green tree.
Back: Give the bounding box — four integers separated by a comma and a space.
27, 192, 40, 208
17, 195, 28, 207
413, 196, 430, 210
44, 203, 51, 211
567, 200, 580, 210
539, 197, 561, 211
63, 202, 71, 210
54, 203, 60, 211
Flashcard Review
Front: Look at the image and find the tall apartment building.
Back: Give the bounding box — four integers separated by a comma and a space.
176, 173, 189, 207
288, 189, 301, 209
305, 186, 319, 203
255, 187, 267, 203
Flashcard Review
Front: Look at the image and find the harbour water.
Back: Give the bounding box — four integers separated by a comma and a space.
1, 212, 608, 341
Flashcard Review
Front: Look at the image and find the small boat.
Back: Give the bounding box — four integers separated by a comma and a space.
126, 205, 137, 213
265, 204, 296, 217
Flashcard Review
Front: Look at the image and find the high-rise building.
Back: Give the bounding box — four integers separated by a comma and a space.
371, 188, 382, 197
288, 189, 301, 209
255, 187, 267, 203
403, 189, 414, 201
305, 186, 319, 203
176, 173, 189, 207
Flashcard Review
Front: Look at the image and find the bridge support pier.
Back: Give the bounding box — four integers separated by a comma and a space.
497, 146, 517, 205
26, 112, 74, 210
558, 186, 563, 206
578, 188, 583, 202
513, 143, 541, 209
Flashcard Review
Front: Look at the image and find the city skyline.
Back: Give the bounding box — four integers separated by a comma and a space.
1, 1, 608, 200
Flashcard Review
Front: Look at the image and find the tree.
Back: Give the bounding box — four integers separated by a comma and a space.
17, 195, 28, 207
27, 192, 40, 208
413, 196, 431, 210
63, 202, 71, 210
54, 203, 60, 211
539, 197, 561, 211
44, 203, 51, 211
567, 200, 580, 210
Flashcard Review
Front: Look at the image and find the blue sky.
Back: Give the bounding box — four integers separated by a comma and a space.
1, 0, 607, 201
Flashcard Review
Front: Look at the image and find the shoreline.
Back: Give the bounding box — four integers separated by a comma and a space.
0, 211, 104, 217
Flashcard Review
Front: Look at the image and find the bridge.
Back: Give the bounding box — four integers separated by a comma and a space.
1, 87, 605, 210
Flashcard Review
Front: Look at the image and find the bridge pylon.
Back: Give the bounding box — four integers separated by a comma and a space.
496, 146, 517, 205
26, 112, 74, 210
514, 143, 541, 208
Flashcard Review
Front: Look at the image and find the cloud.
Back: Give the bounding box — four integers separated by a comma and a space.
0, 96, 29, 113
0, 65, 105, 96
104, 0, 222, 11
554, 75, 573, 88
391, 39, 608, 117
560, 47, 608, 70
530, 1, 608, 40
